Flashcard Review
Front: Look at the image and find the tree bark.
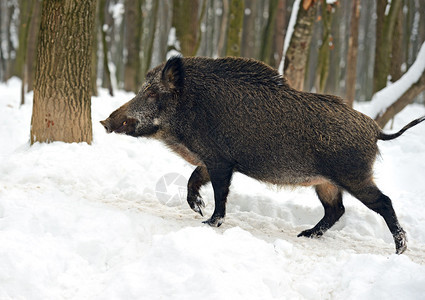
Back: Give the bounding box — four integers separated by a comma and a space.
345, 0, 360, 106
140, 0, 158, 82
372, 0, 402, 94
226, 0, 244, 57
260, 0, 279, 65
284, 0, 318, 91
24, 0, 42, 93
4, 2, 17, 80
17, 0, 42, 105
99, 0, 113, 96
124, 0, 142, 93
14, 0, 31, 80
390, 5, 403, 82
30, 0, 96, 145
315, 0, 335, 93
241, 0, 256, 58
270, 0, 287, 69
216, 0, 229, 57
91, 0, 99, 97
172, 0, 200, 57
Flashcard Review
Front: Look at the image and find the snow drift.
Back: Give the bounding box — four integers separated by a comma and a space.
1, 79, 425, 299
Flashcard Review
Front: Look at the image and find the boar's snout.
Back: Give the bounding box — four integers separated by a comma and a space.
100, 117, 139, 136
100, 119, 113, 133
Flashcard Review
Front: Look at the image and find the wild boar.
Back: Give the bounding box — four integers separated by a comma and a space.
101, 56, 425, 254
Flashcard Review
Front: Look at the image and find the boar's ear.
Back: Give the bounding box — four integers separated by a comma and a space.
161, 56, 184, 92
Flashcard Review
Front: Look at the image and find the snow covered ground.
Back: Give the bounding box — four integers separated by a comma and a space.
1, 78, 425, 299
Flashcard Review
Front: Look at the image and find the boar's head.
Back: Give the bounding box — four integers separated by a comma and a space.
100, 56, 184, 137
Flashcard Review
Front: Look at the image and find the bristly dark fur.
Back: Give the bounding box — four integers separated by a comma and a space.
101, 56, 425, 255
161, 56, 185, 92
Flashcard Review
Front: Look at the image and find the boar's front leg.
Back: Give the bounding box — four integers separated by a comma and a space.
202, 164, 234, 227
187, 166, 210, 216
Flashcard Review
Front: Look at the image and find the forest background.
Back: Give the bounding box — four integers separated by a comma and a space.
0, 0, 424, 128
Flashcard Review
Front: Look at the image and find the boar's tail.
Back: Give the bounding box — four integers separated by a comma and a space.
378, 116, 425, 141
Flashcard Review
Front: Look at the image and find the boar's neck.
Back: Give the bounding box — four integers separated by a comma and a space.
162, 136, 205, 167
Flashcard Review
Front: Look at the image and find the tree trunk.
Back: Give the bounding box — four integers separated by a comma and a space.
124, 0, 142, 93
284, 0, 318, 91
99, 0, 114, 96
14, 0, 31, 80
216, 0, 229, 57
315, 0, 335, 93
4, 2, 17, 80
260, 0, 279, 65
140, 0, 158, 82
17, 0, 40, 105
156, 0, 172, 62
270, 0, 287, 69
30, 0, 96, 145
345, 0, 360, 106
172, 0, 200, 57
91, 0, 99, 97
226, 0, 244, 57
390, 5, 403, 82
372, 0, 402, 94
241, 0, 256, 58
356, 0, 375, 101
24, 0, 42, 93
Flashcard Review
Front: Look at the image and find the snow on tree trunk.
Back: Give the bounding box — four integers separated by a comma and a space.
280, 0, 317, 91
366, 42, 425, 127
278, 0, 301, 75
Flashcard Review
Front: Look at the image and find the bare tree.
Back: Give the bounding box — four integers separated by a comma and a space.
91, 0, 99, 97
390, 5, 403, 82
284, 0, 318, 91
315, 0, 336, 93
124, 0, 142, 93
226, 0, 244, 57
140, 0, 159, 82
345, 0, 360, 106
270, 0, 287, 69
24, 0, 42, 93
172, 0, 205, 57
259, 0, 279, 65
30, 0, 96, 144
373, 0, 402, 94
99, 0, 114, 96
216, 0, 229, 57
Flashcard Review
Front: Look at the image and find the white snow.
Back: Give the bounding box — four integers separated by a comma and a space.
1, 78, 425, 299
278, 0, 301, 75
166, 27, 181, 60
366, 42, 425, 119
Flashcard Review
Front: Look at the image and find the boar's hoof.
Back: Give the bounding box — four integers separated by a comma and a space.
203, 216, 224, 227
394, 229, 407, 255
188, 195, 205, 217
297, 228, 324, 239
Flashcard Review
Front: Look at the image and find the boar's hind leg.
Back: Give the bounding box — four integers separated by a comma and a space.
298, 182, 345, 238
187, 166, 210, 216
344, 180, 407, 254
202, 165, 234, 227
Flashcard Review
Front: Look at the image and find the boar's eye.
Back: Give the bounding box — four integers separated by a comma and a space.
147, 92, 157, 99
122, 121, 127, 126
